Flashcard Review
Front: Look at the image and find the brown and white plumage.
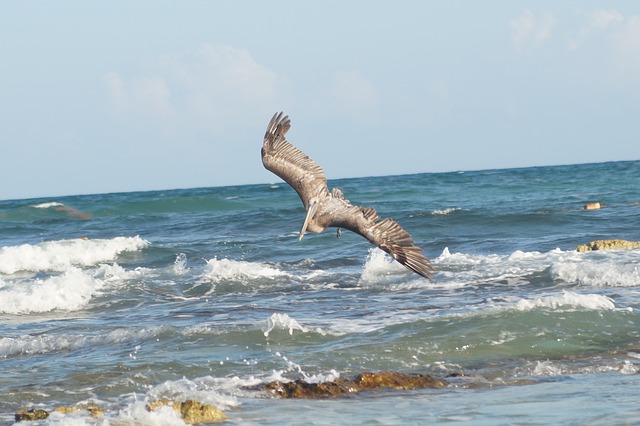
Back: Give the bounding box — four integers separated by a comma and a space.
261, 112, 434, 280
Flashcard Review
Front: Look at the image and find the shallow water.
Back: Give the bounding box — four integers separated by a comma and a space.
1, 160, 639, 424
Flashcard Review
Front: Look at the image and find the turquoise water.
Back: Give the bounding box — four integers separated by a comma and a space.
1, 160, 639, 424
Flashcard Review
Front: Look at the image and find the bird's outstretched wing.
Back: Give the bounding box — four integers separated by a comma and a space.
262, 112, 329, 209
324, 197, 434, 280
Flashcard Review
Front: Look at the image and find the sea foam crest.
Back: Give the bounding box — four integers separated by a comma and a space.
431, 207, 462, 215
509, 291, 616, 312
551, 258, 640, 287
203, 257, 288, 283
437, 247, 640, 289
0, 268, 101, 315
436, 247, 571, 286
360, 248, 409, 282
0, 262, 144, 315
262, 313, 328, 337
263, 313, 308, 337
101, 375, 251, 424
31, 201, 65, 209
0, 236, 150, 274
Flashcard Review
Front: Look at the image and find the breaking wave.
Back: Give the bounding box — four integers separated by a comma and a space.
0, 236, 149, 274
202, 257, 289, 284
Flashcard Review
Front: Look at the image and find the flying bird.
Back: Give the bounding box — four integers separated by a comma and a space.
261, 112, 434, 280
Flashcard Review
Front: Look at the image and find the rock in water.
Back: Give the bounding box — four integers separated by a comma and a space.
15, 408, 49, 421
17, 405, 103, 421
576, 239, 640, 252
264, 371, 448, 399
584, 202, 601, 210
354, 371, 448, 390
146, 399, 227, 423
52, 405, 103, 418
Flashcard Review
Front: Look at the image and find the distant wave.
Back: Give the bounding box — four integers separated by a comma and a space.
431, 207, 463, 215
31, 201, 65, 209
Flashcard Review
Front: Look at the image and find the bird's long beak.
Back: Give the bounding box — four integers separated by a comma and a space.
299, 201, 318, 241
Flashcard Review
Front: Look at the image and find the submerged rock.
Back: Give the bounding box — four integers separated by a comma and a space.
264, 371, 448, 399
16, 405, 103, 422
576, 239, 640, 252
52, 405, 103, 418
146, 399, 228, 424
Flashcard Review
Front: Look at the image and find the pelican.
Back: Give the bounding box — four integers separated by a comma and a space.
261, 112, 434, 280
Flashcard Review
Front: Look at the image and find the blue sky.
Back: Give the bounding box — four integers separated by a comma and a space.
1, 1, 639, 200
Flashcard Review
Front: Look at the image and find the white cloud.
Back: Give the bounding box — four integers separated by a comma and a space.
610, 15, 640, 79
329, 70, 380, 123
569, 9, 624, 51
569, 10, 640, 85
509, 10, 556, 51
104, 43, 289, 131
586, 9, 624, 29
104, 73, 172, 118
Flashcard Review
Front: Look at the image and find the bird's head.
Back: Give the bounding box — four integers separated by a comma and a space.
299, 197, 319, 241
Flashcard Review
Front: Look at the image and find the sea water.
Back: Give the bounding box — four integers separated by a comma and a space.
1, 160, 639, 424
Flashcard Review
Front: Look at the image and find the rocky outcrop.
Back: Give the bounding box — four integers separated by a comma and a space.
146, 399, 228, 423
263, 371, 448, 399
15, 405, 103, 422
15, 408, 49, 422
17, 401, 224, 424
53, 404, 103, 417
576, 239, 640, 252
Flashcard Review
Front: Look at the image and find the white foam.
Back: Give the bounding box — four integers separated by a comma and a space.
431, 207, 462, 215
173, 253, 188, 275
0, 236, 150, 274
92, 262, 147, 282
31, 201, 65, 209
551, 258, 640, 287
436, 246, 640, 289
113, 400, 188, 425
263, 313, 308, 337
532, 360, 565, 376
360, 248, 410, 283
0, 268, 101, 314
510, 291, 616, 312
619, 360, 639, 374
145, 375, 254, 411
202, 257, 288, 283
0, 262, 149, 315
519, 358, 640, 378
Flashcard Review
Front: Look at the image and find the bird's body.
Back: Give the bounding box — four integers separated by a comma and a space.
261, 112, 434, 280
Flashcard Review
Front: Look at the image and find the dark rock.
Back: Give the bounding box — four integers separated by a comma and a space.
354, 371, 447, 390
15, 408, 49, 422
264, 371, 448, 399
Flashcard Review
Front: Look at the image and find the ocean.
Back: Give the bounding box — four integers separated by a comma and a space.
1, 160, 639, 425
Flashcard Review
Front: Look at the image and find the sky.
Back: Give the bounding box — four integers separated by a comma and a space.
1, 1, 639, 200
